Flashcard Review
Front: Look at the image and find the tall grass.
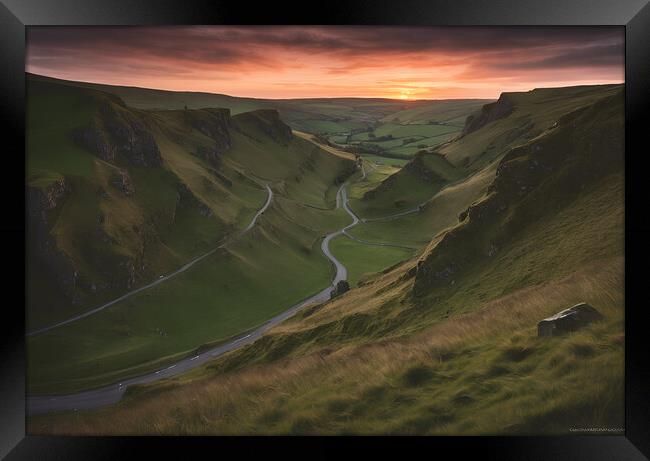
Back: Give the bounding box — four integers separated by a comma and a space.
29, 257, 623, 435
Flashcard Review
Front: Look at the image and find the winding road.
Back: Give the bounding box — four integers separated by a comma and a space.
27, 167, 373, 415
28, 185, 274, 337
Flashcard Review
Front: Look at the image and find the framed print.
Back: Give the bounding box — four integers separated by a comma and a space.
1, 0, 649, 459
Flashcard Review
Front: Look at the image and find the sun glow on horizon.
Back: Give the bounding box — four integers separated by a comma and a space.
398, 89, 413, 100
26, 26, 624, 100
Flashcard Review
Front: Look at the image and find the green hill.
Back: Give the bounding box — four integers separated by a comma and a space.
348, 160, 498, 248
347, 84, 623, 222
26, 75, 357, 393
27, 77, 263, 327
349, 151, 464, 218
439, 84, 623, 171
27, 74, 487, 165
28, 81, 624, 435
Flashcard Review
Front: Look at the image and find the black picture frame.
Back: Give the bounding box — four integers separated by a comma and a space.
2, 1, 649, 459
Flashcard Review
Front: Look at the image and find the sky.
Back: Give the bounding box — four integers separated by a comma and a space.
26, 26, 624, 100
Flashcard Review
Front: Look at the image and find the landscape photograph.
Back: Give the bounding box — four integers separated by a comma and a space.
25, 25, 625, 435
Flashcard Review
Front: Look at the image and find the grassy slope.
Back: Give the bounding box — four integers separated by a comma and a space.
26, 78, 269, 328
28, 159, 352, 394
348, 160, 497, 247
28, 74, 407, 131
29, 84, 624, 435
27, 73, 268, 114
347, 84, 623, 226
347, 163, 400, 202
439, 85, 623, 171
329, 236, 415, 287
26, 82, 97, 180
27, 74, 483, 164
29, 170, 624, 435
27, 80, 356, 393
349, 152, 465, 218
27, 213, 334, 394
292, 131, 356, 161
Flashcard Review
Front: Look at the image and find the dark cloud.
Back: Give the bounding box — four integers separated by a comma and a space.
27, 26, 624, 63
26, 27, 270, 68
489, 43, 624, 70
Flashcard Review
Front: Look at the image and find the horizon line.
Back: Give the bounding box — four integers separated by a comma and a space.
26, 71, 623, 102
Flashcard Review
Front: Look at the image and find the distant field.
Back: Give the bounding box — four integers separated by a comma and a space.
340, 121, 464, 160
326, 100, 489, 162
379, 99, 491, 124
374, 122, 460, 139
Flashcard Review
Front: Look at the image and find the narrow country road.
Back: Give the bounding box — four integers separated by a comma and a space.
27, 168, 371, 415
27, 185, 274, 337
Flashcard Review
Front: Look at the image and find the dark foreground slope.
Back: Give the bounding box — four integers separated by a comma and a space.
29, 84, 624, 434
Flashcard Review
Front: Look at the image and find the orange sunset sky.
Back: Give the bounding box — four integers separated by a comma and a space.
26, 26, 624, 100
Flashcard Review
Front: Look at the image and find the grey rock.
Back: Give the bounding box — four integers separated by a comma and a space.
330, 280, 350, 299
27, 179, 79, 300
73, 102, 163, 167
190, 108, 232, 165
462, 94, 514, 136
537, 303, 603, 337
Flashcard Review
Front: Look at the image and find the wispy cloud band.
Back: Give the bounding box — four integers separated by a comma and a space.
27, 26, 624, 99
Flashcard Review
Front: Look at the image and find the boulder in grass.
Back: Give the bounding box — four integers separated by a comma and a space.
330, 280, 350, 299
537, 303, 603, 337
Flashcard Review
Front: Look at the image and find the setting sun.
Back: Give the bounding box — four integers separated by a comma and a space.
398, 89, 412, 100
